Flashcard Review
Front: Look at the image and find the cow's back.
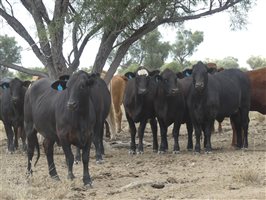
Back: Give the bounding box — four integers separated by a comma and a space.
24, 78, 61, 138
210, 69, 250, 117
111, 75, 127, 112
90, 77, 111, 121
246, 68, 266, 114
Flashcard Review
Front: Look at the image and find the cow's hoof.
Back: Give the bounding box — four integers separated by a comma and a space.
194, 151, 200, 155
84, 182, 93, 189
51, 175, 60, 181
153, 149, 158, 153
128, 150, 136, 155
205, 150, 212, 154
137, 151, 144, 155
74, 160, 79, 165
67, 174, 75, 180
83, 177, 92, 188
158, 151, 166, 154
26, 169, 33, 178
173, 151, 180, 154
96, 159, 104, 164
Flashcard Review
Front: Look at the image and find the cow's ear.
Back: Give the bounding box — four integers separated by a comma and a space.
176, 72, 184, 79
207, 67, 217, 74
51, 80, 67, 91
23, 81, 32, 88
155, 75, 162, 83
124, 72, 135, 79
0, 82, 9, 89
149, 70, 160, 76
183, 69, 192, 77
59, 75, 70, 81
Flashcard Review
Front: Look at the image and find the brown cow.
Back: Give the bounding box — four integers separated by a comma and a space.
110, 75, 128, 134
232, 67, 266, 146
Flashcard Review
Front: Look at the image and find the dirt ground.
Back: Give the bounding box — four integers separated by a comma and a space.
0, 111, 265, 200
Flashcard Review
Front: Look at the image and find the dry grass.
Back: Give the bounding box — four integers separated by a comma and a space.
232, 169, 262, 185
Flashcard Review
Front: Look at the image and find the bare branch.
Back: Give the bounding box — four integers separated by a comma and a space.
0, 62, 48, 77
0, 7, 47, 66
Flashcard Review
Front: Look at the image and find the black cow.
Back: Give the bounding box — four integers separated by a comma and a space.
123, 67, 159, 154
187, 61, 251, 153
154, 69, 193, 153
74, 73, 111, 164
24, 71, 109, 186
0, 78, 30, 152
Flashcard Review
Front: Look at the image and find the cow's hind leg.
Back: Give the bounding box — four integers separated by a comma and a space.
149, 118, 158, 152
62, 143, 75, 180
43, 138, 59, 180
204, 122, 213, 153
230, 113, 242, 149
82, 142, 92, 187
74, 147, 81, 164
186, 120, 193, 151
26, 128, 38, 176
241, 108, 250, 149
14, 126, 19, 150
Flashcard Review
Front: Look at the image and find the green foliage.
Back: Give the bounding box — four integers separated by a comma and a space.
0, 35, 22, 79
171, 28, 204, 68
246, 56, 266, 69
207, 57, 239, 69
122, 29, 171, 70
117, 63, 139, 75
160, 61, 183, 72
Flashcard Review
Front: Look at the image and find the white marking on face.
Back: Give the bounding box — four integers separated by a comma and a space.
137, 69, 148, 76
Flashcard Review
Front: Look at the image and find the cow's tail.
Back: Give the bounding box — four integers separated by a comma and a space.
34, 133, 40, 167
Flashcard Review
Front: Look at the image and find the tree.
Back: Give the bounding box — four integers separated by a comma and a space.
215, 56, 239, 68
171, 28, 204, 69
0, 35, 21, 79
0, 0, 254, 83
160, 61, 183, 72
246, 56, 266, 69
118, 29, 171, 70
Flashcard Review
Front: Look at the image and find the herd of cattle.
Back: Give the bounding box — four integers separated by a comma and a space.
0, 61, 265, 186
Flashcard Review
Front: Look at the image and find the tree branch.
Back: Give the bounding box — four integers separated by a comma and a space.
0, 7, 47, 66
0, 62, 48, 77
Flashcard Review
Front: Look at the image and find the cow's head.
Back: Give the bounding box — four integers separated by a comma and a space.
155, 69, 182, 96
8, 78, 31, 105
51, 71, 96, 111
125, 67, 159, 95
192, 61, 209, 93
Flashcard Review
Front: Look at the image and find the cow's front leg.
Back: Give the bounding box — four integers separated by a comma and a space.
62, 143, 75, 180
82, 142, 92, 187
158, 118, 168, 153
172, 122, 181, 154
137, 119, 147, 154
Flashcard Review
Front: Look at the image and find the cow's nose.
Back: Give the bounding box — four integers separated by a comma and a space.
138, 88, 147, 94
67, 101, 78, 110
195, 82, 204, 89
171, 88, 179, 94
12, 97, 19, 103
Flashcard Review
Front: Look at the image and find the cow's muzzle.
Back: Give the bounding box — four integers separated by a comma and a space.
67, 101, 78, 110
138, 88, 147, 95
12, 97, 19, 104
195, 82, 204, 90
